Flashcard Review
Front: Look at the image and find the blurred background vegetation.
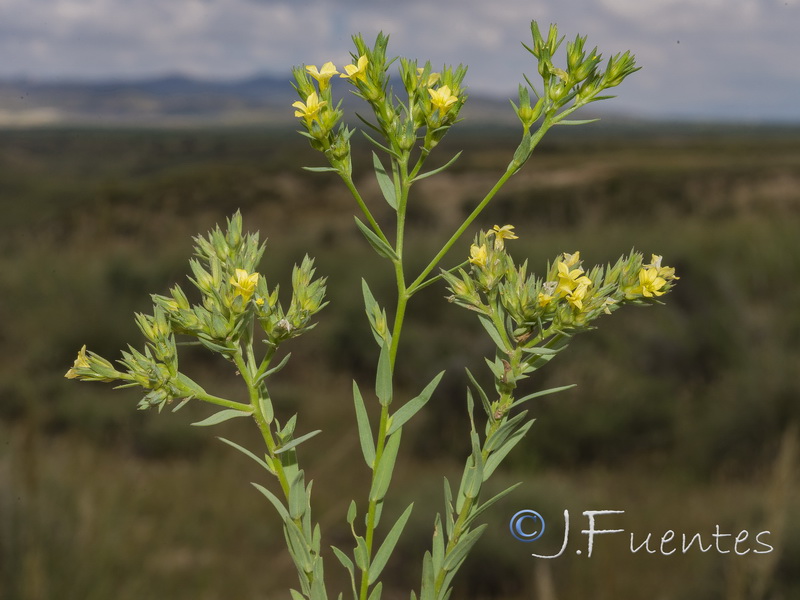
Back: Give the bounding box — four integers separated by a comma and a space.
1, 122, 799, 599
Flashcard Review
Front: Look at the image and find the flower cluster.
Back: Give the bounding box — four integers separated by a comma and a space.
511, 22, 640, 132
292, 34, 468, 166
65, 213, 327, 410
443, 227, 677, 401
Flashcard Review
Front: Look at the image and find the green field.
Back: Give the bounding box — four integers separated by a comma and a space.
2, 124, 800, 599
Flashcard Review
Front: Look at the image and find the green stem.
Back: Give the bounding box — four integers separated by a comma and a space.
358, 404, 390, 600
432, 392, 512, 596
409, 168, 515, 294
340, 172, 392, 247
233, 349, 291, 498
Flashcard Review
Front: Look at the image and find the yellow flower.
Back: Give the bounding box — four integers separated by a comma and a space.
562, 251, 581, 267
306, 62, 339, 90
65, 345, 90, 379
428, 85, 458, 113
292, 92, 327, 124
340, 55, 369, 82
490, 224, 518, 250
635, 267, 667, 298
566, 283, 589, 311
537, 292, 553, 307
230, 269, 259, 303
469, 244, 488, 268
646, 254, 679, 281
417, 68, 440, 87
556, 261, 592, 295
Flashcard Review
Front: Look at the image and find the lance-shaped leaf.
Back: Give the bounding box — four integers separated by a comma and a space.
555, 118, 600, 126
288, 471, 307, 520
251, 482, 289, 520
484, 411, 529, 453
373, 152, 397, 210
483, 420, 535, 480
431, 514, 445, 574
354, 535, 370, 571
332, 545, 357, 597
368, 582, 383, 600
362, 279, 390, 347
370, 429, 402, 502
353, 381, 376, 467
442, 524, 487, 572
191, 408, 252, 427
275, 429, 322, 454
463, 482, 522, 529
410, 151, 462, 182
387, 371, 444, 435
354, 216, 398, 261
510, 384, 576, 408
375, 342, 393, 406
478, 315, 510, 352
465, 369, 492, 419
420, 551, 435, 600
255, 352, 292, 384
302, 165, 340, 173
217, 436, 272, 473
284, 520, 313, 573
443, 477, 454, 539
368, 502, 414, 584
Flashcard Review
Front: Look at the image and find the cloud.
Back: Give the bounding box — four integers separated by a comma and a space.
0, 0, 798, 119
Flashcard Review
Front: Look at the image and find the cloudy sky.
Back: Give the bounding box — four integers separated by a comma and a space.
2, 0, 799, 121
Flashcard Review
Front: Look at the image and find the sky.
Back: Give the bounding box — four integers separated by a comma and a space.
1, 0, 799, 121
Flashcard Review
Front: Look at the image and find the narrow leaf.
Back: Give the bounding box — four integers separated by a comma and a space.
387, 371, 444, 435
251, 482, 289, 521
484, 411, 528, 453
368, 582, 383, 600
332, 545, 357, 597
511, 384, 576, 408
483, 420, 535, 480
431, 514, 445, 574
354, 535, 370, 571
369, 502, 414, 584
217, 436, 271, 472
353, 381, 376, 467
288, 471, 307, 520
191, 408, 251, 427
258, 352, 292, 382
520, 345, 560, 355
375, 342, 393, 406
555, 118, 600, 126
303, 165, 339, 172
290, 590, 305, 600
347, 500, 358, 525
354, 216, 398, 261
442, 524, 487, 571
420, 551, 434, 600
465, 368, 492, 419
373, 152, 397, 210
370, 429, 402, 502
443, 477, 454, 539
361, 129, 401, 159
362, 279, 387, 346
284, 521, 312, 572
276, 429, 322, 454
478, 315, 509, 352
463, 482, 522, 528
411, 151, 462, 182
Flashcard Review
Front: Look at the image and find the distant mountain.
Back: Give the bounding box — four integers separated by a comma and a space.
0, 74, 530, 127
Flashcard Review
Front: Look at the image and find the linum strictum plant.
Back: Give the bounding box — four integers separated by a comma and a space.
65, 20, 674, 600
